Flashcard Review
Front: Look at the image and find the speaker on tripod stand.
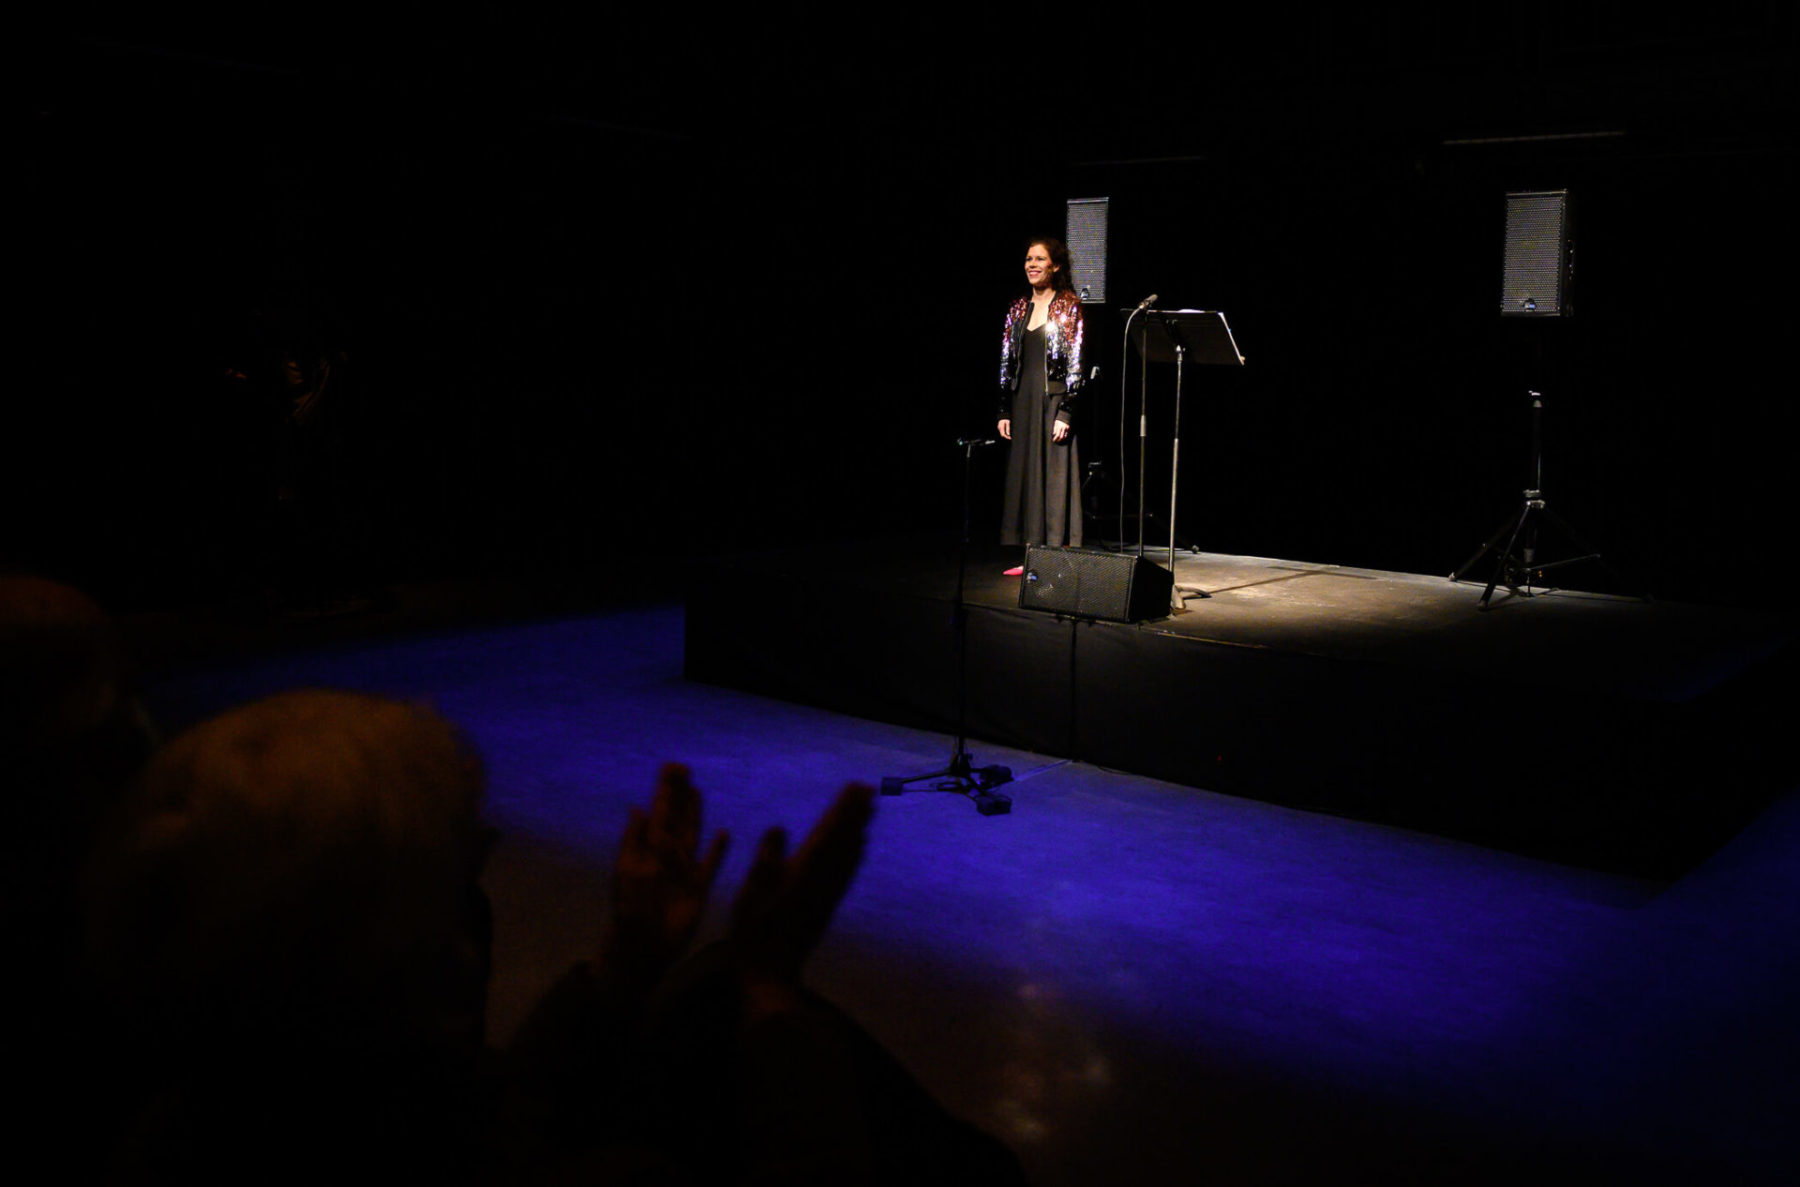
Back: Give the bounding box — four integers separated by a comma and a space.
1449, 190, 1641, 608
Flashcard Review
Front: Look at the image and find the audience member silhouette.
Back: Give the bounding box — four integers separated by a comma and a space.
82, 690, 497, 1179
2, 576, 160, 1167
76, 688, 1023, 1183
2, 575, 158, 899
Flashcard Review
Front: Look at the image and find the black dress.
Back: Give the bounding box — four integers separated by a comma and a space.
1001, 322, 1082, 546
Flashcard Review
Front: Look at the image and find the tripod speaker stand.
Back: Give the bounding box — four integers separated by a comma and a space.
1449, 390, 1636, 608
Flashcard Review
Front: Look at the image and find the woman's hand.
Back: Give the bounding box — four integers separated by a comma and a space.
1052, 418, 1070, 442
998, 419, 1011, 440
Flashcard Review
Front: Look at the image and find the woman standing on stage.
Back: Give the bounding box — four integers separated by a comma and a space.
998, 237, 1084, 551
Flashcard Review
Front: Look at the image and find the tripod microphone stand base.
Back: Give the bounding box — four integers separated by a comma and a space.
881, 750, 1014, 815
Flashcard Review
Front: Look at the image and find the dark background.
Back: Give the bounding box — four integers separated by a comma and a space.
16, 15, 1796, 610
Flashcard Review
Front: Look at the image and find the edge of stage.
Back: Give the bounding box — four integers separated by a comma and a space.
685, 537, 1797, 878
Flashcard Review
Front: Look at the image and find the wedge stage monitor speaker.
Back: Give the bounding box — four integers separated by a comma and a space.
1019, 545, 1173, 623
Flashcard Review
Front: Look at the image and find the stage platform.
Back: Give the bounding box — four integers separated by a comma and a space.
685, 540, 1796, 877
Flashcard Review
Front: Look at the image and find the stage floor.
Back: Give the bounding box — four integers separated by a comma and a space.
687, 540, 1796, 876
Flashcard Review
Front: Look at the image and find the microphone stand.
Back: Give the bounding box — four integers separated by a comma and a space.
1120, 296, 1156, 555
880, 436, 1014, 814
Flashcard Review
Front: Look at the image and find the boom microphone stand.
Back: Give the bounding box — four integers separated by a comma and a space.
880, 436, 1014, 815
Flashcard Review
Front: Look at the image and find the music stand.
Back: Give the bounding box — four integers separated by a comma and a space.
1127, 309, 1245, 607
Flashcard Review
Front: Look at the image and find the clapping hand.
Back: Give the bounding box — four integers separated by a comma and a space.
726, 782, 876, 1017
602, 763, 729, 991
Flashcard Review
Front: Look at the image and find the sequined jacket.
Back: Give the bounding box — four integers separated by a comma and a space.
998, 289, 1085, 422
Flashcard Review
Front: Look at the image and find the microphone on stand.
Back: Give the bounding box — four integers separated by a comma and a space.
1132, 293, 1159, 313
